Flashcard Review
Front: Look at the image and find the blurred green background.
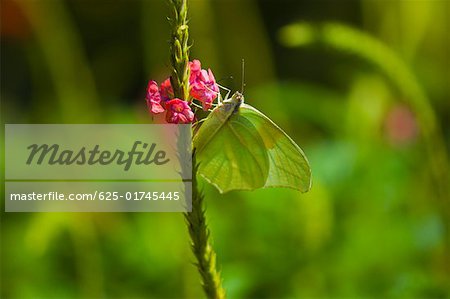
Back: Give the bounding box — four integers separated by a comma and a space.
1, 0, 449, 298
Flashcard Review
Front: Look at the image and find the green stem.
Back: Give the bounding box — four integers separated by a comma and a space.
168, 1, 225, 298
185, 154, 225, 299
169, 0, 190, 101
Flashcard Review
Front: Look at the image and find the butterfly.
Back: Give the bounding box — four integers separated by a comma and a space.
193, 91, 312, 193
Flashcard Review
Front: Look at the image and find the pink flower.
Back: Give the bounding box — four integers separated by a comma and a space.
189, 60, 219, 110
189, 59, 202, 77
165, 98, 194, 124
160, 78, 174, 103
145, 80, 165, 114
145, 59, 219, 121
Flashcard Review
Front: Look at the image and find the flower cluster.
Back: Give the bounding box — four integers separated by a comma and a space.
145, 60, 219, 124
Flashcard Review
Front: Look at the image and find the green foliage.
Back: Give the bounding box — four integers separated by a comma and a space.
278, 22, 449, 204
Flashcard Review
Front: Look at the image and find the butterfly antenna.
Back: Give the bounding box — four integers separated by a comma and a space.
241, 59, 245, 94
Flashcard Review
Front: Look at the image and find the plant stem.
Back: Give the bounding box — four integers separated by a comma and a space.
185, 154, 225, 299
169, 0, 225, 298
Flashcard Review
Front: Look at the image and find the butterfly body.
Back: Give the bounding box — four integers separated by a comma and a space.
193, 92, 311, 193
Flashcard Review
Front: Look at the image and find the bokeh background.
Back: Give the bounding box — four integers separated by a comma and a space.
1, 0, 449, 298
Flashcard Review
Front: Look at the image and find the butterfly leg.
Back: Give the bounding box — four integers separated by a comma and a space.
191, 101, 204, 110
217, 83, 231, 102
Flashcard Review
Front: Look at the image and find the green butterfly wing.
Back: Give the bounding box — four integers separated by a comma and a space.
193, 104, 269, 192
193, 99, 311, 193
239, 103, 312, 192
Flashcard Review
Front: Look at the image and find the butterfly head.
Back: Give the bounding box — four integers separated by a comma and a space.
233, 91, 244, 104
219, 91, 244, 117
230, 91, 244, 113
